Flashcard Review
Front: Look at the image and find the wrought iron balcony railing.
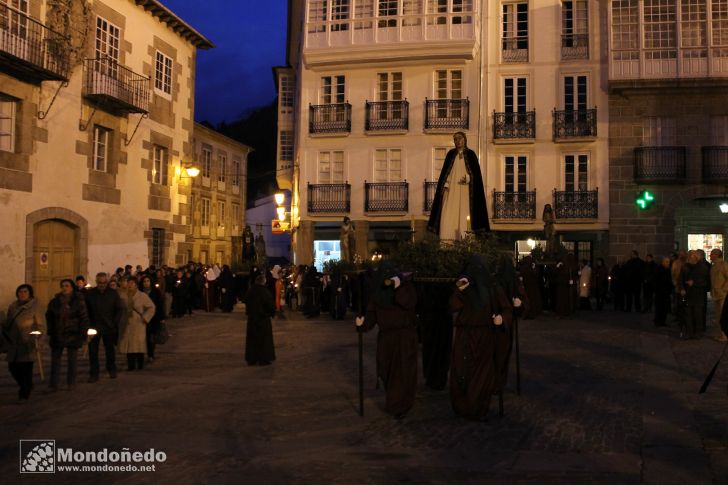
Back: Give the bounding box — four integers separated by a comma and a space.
702, 146, 728, 183
561, 33, 589, 60
493, 190, 536, 220
423, 181, 438, 212
365, 100, 408, 131
634, 147, 687, 184
365, 181, 409, 212
83, 57, 150, 113
424, 98, 469, 129
309, 103, 352, 134
0, 2, 69, 81
307, 183, 351, 213
553, 189, 598, 219
553, 108, 597, 140
501, 36, 528, 62
493, 111, 535, 140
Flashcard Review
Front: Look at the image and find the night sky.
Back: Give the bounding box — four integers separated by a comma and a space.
161, 0, 288, 124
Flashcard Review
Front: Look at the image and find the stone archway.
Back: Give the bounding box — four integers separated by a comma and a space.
26, 208, 88, 304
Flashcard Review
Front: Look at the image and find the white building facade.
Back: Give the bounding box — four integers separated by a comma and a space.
277, 0, 609, 265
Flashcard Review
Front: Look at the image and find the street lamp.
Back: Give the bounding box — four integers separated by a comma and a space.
276, 206, 286, 221
274, 192, 285, 206
185, 166, 200, 178
720, 202, 728, 214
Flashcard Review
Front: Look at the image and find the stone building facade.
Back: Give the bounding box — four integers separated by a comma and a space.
188, 122, 251, 267
0, 0, 212, 306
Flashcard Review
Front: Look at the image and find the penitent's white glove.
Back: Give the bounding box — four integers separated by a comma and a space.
493, 314, 503, 326
391, 276, 401, 289
513, 297, 522, 308
355, 316, 365, 327
456, 278, 469, 291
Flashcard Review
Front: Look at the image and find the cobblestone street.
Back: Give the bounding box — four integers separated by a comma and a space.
1, 307, 727, 484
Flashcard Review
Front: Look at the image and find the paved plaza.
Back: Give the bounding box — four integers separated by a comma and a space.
1, 307, 727, 484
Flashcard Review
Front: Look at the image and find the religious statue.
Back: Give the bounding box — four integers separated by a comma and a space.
542, 204, 556, 255
243, 225, 256, 262
427, 132, 489, 240
254, 231, 267, 268
339, 216, 356, 262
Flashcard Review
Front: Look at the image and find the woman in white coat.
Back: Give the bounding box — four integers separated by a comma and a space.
119, 276, 155, 371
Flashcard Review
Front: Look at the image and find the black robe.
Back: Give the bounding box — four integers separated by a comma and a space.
244, 284, 276, 364
427, 147, 490, 235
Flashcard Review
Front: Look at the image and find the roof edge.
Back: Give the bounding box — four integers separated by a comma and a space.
135, 0, 215, 49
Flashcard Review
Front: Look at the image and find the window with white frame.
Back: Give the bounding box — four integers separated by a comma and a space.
643, 0, 677, 52
680, 0, 707, 49
403, 0, 423, 26
218, 154, 226, 183
280, 130, 293, 162
320, 75, 346, 104
502, 2, 529, 51
153, 146, 168, 185
232, 203, 240, 227
232, 159, 241, 186
643, 117, 677, 146
710, 116, 728, 145
713, 0, 728, 46
1, 0, 28, 39
375, 148, 402, 182
318, 150, 345, 183
0, 97, 17, 153
280, 75, 294, 108
428, 0, 447, 24
92, 125, 110, 172
433, 147, 447, 179
354, 0, 374, 30
562, 75, 588, 110
151, 228, 165, 267
218, 200, 225, 226
202, 147, 212, 178
95, 16, 120, 76
562, 0, 588, 44
308, 0, 327, 32
332, 0, 350, 31
154, 51, 173, 96
504, 154, 528, 192
201, 198, 211, 226
564, 154, 589, 191
452, 0, 473, 24
435, 69, 462, 99
376, 72, 403, 119
611, 0, 639, 51
503, 77, 527, 112
378, 0, 398, 28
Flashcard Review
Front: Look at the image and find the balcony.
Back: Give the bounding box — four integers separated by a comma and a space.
83, 57, 150, 113
309, 103, 351, 135
702, 147, 728, 183
493, 111, 535, 141
553, 189, 599, 219
610, 48, 728, 82
424, 98, 469, 130
492, 190, 536, 220
307, 183, 351, 213
0, 2, 69, 82
501, 36, 528, 63
365, 100, 408, 132
423, 181, 438, 212
365, 181, 409, 212
561, 33, 589, 60
553, 108, 597, 141
634, 147, 687, 184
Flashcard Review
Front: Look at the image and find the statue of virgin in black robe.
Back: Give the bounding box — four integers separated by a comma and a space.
427, 132, 489, 239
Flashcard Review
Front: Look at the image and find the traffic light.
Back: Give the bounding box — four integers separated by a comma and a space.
635, 190, 655, 210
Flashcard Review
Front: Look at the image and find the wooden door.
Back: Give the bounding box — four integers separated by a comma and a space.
33, 220, 77, 305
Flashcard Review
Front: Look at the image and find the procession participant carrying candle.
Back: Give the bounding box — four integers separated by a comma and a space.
46, 279, 89, 391
84, 272, 125, 382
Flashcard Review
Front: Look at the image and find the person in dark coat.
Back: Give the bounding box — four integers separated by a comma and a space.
593, 258, 609, 311
140, 275, 166, 361
46, 279, 90, 391
3, 284, 45, 400
654, 257, 673, 327
681, 250, 710, 339
623, 250, 645, 312
356, 262, 418, 419
171, 270, 190, 318
84, 272, 124, 381
301, 267, 321, 318
554, 260, 571, 318
244, 274, 276, 366
218, 265, 236, 312
519, 256, 542, 319
448, 255, 513, 420
329, 268, 349, 320
426, 132, 489, 238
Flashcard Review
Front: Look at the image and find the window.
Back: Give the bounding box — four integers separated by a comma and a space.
643, 117, 677, 145
318, 150, 345, 183
332, 0, 350, 31
218, 154, 226, 183
1, 1, 28, 40
375, 148, 402, 181
92, 125, 110, 172
201, 198, 211, 226
308, 0, 327, 32
202, 147, 212, 178
452, 0, 473, 24
433, 147, 447, 179
564, 154, 589, 191
232, 159, 241, 186
280, 75, 294, 108
403, 0, 423, 26
0, 97, 17, 153
502, 2, 529, 52
643, 0, 677, 51
354, 0, 374, 30
376, 72, 403, 119
280, 130, 293, 163
232, 203, 240, 227
710, 116, 728, 145
713, 0, 728, 46
427, 0, 471, 24
218, 201, 225, 226
95, 16, 120, 76
154, 51, 173, 96
378, 0, 398, 28
308, 0, 350, 32
611, 0, 639, 51
562, 0, 588, 41
153, 146, 168, 185
504, 155, 528, 192
504, 77, 527, 112
435, 69, 462, 99
563, 75, 588, 110
320, 75, 346, 104
151, 228, 164, 267
428, 0, 447, 24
